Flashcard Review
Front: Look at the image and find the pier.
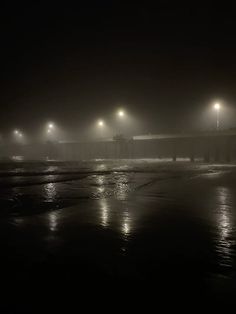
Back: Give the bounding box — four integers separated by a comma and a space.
1, 130, 236, 162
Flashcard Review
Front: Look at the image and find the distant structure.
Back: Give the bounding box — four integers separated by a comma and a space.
1, 130, 236, 162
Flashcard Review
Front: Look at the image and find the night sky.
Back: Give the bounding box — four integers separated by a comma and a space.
1, 1, 236, 138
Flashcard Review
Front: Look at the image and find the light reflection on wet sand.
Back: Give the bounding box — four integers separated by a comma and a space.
121, 209, 131, 237
115, 174, 131, 201
2, 161, 236, 299
95, 163, 107, 172
44, 182, 57, 202
44, 182, 60, 231
48, 211, 59, 232
94, 172, 133, 236
98, 195, 132, 238
215, 187, 236, 268
100, 198, 109, 227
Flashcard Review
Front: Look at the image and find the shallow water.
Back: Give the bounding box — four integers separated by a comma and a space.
0, 159, 236, 310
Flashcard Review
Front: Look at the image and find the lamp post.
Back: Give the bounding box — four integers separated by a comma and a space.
48, 123, 54, 129
98, 120, 104, 127
46, 122, 56, 140
117, 110, 125, 136
214, 103, 221, 130
13, 129, 24, 143
118, 110, 124, 118
98, 120, 104, 138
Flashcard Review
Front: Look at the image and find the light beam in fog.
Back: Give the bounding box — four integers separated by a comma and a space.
213, 102, 221, 130
98, 120, 104, 127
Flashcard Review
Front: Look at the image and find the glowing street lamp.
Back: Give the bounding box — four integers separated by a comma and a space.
13, 129, 24, 142
118, 110, 124, 117
98, 120, 104, 127
214, 103, 221, 130
46, 122, 56, 139
97, 120, 105, 138
116, 110, 126, 135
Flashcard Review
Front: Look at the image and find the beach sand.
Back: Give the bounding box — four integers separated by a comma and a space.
0, 160, 236, 310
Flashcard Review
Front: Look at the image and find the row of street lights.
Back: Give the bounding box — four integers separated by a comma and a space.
47, 123, 55, 134
13, 122, 55, 141
96, 110, 125, 139
14, 129, 23, 138
12, 110, 125, 142
97, 105, 222, 133
11, 104, 222, 142
97, 110, 125, 129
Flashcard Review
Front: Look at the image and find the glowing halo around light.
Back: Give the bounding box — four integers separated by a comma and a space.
214, 103, 221, 110
98, 120, 104, 127
118, 110, 124, 117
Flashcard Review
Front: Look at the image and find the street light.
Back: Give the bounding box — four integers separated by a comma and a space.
97, 120, 105, 138
98, 120, 104, 127
214, 103, 221, 130
118, 110, 124, 117
46, 122, 56, 139
13, 129, 24, 142
116, 110, 126, 136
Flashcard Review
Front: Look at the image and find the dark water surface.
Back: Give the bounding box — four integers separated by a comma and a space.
0, 160, 236, 311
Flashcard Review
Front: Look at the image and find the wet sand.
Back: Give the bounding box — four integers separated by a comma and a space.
0, 160, 236, 311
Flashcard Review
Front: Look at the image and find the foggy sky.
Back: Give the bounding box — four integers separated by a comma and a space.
1, 1, 236, 137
